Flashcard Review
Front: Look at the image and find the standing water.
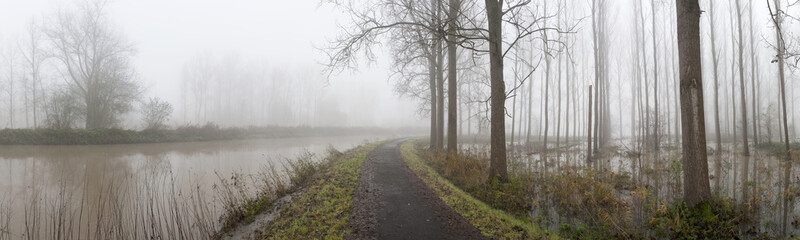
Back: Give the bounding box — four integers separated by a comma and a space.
0, 135, 388, 239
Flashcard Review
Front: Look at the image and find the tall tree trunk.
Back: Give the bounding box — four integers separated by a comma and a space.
526, 40, 534, 144
736, 0, 750, 157
735, 0, 752, 204
511, 70, 517, 147
6, 56, 13, 129
769, 0, 792, 234
543, 1, 551, 155
637, 0, 650, 151
486, 0, 507, 181
587, 85, 593, 167
708, 0, 723, 194
556, 37, 563, 153
729, 0, 737, 145
447, 0, 460, 153
430, 49, 438, 148
651, 0, 660, 151
676, 0, 712, 209
592, 0, 600, 154
566, 39, 571, 144
525, 40, 534, 146
749, 2, 759, 145
437, 41, 445, 150
671, 12, 681, 144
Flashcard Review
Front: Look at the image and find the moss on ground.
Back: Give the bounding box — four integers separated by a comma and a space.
261, 141, 382, 239
399, 140, 559, 240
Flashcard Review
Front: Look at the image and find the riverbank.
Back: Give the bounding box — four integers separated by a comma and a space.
0, 125, 419, 145
410, 140, 778, 238
399, 140, 557, 239
218, 140, 383, 239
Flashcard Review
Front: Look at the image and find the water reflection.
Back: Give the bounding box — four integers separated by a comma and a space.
0, 135, 386, 238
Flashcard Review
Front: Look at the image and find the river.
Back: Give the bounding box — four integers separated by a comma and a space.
0, 135, 390, 239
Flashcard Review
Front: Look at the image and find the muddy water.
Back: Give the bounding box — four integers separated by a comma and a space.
0, 135, 388, 238
465, 139, 800, 237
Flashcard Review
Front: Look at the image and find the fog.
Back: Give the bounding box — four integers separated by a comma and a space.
2, 0, 800, 238
2, 0, 797, 138
0, 0, 424, 128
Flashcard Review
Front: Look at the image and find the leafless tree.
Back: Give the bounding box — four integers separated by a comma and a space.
749, 2, 760, 146
44, 0, 141, 129
735, 0, 751, 158
141, 97, 173, 130
651, 0, 661, 151
44, 87, 81, 129
766, 0, 793, 236
20, 19, 47, 129
707, 0, 724, 194
1, 42, 17, 128
675, 0, 711, 209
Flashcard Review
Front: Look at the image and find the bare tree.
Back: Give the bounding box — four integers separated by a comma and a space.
484, 0, 561, 181
735, 0, 751, 157
707, 0, 723, 194
447, 0, 462, 152
45, 0, 141, 129
141, 97, 173, 130
1, 43, 16, 128
20, 19, 46, 129
44, 87, 81, 129
766, 0, 793, 235
485, 0, 507, 180
749, 2, 759, 145
591, 0, 610, 153
651, 0, 661, 151
325, 0, 562, 181
734, 0, 753, 204
676, 0, 711, 209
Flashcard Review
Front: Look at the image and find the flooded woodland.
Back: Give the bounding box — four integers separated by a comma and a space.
1, 0, 800, 239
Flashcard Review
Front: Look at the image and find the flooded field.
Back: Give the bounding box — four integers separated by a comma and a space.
460, 138, 800, 238
0, 135, 389, 239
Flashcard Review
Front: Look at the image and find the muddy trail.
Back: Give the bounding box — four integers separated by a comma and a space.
348, 139, 486, 240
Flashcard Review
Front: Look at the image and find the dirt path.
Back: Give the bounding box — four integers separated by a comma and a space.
348, 139, 486, 240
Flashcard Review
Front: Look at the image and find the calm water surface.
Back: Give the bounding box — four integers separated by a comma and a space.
0, 135, 390, 238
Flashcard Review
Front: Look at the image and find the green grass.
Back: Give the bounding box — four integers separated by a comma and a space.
755, 141, 800, 158
399, 140, 558, 240
649, 198, 738, 239
261, 141, 383, 239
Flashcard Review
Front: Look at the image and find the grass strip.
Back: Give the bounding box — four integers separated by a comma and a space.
261, 141, 383, 239
399, 140, 560, 240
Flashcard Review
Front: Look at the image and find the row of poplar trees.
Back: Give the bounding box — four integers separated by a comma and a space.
324, 0, 795, 212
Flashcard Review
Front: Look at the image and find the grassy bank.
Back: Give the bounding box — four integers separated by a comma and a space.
399, 140, 557, 239
0, 124, 408, 145
250, 141, 382, 239
0, 139, 382, 239
755, 141, 800, 157
405, 140, 757, 239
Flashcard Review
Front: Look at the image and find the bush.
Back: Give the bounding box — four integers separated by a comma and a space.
45, 88, 82, 129
649, 199, 738, 239
140, 97, 173, 130
421, 144, 531, 217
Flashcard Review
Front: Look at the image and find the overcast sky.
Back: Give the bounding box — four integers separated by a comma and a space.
0, 0, 426, 128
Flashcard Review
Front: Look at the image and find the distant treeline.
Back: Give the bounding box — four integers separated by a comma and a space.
0, 124, 422, 145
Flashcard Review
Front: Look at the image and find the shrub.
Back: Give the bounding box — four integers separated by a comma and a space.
140, 97, 173, 130
45, 88, 82, 129
649, 199, 738, 239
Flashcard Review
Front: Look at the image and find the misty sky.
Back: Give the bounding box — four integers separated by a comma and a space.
2, 0, 799, 135
0, 0, 426, 128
